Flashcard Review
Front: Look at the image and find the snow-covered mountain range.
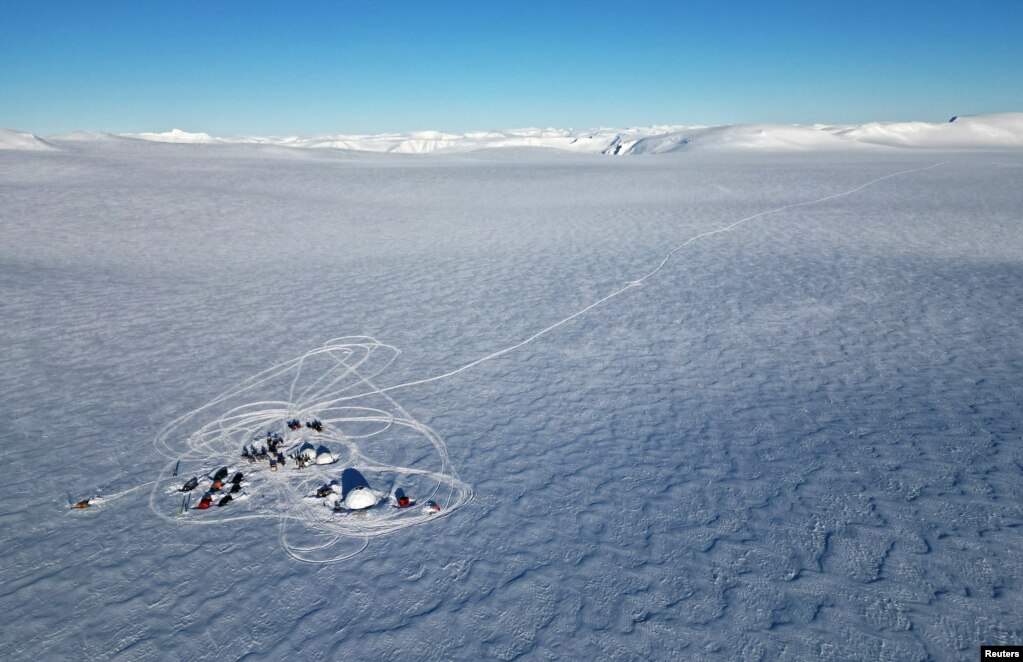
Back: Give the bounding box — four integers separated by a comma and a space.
4, 113, 1022, 153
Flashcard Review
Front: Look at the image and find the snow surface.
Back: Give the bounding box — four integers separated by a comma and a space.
108, 113, 1023, 154
2, 136, 1022, 660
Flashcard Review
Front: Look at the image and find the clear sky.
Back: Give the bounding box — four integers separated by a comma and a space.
1, 0, 1021, 136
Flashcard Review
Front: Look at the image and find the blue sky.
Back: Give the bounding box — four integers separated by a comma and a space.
1, 0, 1021, 136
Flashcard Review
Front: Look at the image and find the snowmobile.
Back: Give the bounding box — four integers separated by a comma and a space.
393, 487, 414, 508
315, 485, 334, 498
211, 467, 228, 482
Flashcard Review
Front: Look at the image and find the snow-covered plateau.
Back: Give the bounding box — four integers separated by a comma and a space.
1, 121, 1022, 660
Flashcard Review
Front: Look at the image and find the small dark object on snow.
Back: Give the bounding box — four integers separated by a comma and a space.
230, 482, 242, 494
270, 458, 278, 472
73, 499, 91, 509
259, 446, 268, 457
306, 420, 323, 432
316, 485, 334, 498
217, 494, 232, 507
277, 452, 286, 466
180, 477, 199, 492
197, 495, 213, 510
231, 472, 244, 484
212, 467, 228, 482
287, 419, 302, 431
241, 446, 251, 459
426, 500, 441, 512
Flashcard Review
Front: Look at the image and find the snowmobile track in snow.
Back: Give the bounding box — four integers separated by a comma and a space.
328, 162, 946, 399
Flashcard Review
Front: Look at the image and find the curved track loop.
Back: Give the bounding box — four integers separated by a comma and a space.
149, 337, 474, 564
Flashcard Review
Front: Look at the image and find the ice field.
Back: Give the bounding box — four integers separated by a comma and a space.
2, 131, 1022, 660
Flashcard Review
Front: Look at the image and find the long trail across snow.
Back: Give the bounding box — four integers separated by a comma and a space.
350, 162, 946, 398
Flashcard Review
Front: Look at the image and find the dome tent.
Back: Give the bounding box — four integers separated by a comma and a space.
314, 445, 334, 465
340, 467, 378, 510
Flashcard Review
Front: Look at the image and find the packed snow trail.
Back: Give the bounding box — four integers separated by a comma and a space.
341, 162, 946, 398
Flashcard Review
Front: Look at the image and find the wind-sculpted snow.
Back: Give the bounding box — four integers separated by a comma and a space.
149, 337, 472, 563
1, 142, 1022, 660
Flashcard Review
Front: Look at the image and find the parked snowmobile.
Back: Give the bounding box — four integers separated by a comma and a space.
394, 487, 414, 508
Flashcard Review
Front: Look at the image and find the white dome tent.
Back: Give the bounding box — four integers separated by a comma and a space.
340, 468, 378, 510
314, 445, 335, 465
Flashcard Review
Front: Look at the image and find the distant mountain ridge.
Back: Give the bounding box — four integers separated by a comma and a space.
5, 114, 1023, 153
0, 128, 58, 151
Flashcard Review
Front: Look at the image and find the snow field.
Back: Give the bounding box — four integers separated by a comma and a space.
1, 141, 1021, 660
